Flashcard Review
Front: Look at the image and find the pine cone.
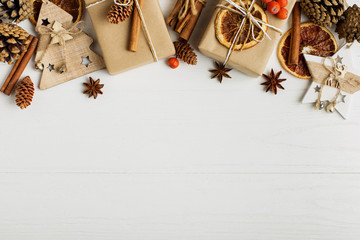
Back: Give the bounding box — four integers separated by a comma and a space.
0, 0, 33, 23
335, 4, 360, 43
300, 0, 345, 27
107, 0, 133, 24
0, 22, 30, 64
15, 76, 34, 109
174, 40, 197, 65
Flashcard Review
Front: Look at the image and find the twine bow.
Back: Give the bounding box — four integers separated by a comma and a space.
315, 57, 348, 112
217, 0, 282, 66
36, 21, 84, 73
178, 0, 206, 21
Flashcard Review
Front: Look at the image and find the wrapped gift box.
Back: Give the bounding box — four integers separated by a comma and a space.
86, 0, 175, 75
198, 0, 296, 77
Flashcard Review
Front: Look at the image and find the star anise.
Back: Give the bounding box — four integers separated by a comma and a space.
261, 69, 286, 94
83, 77, 104, 99
209, 61, 232, 83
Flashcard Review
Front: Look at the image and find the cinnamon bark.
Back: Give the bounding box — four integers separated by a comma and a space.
166, 0, 205, 41
165, 0, 182, 28
179, 1, 204, 41
4, 37, 38, 96
288, 2, 301, 65
129, 0, 144, 52
1, 35, 34, 93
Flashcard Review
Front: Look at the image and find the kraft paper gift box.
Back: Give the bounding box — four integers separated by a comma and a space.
198, 0, 296, 77
85, 0, 175, 75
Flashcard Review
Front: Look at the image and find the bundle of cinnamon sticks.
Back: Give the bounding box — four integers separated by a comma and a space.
166, 0, 205, 41
1, 35, 38, 96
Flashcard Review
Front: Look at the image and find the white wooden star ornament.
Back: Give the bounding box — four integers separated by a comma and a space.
302, 43, 360, 119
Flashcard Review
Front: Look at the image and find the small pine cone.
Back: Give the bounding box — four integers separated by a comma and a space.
300, 0, 344, 27
0, 0, 33, 23
335, 4, 360, 43
0, 22, 30, 64
15, 76, 34, 109
174, 40, 197, 65
107, 0, 133, 24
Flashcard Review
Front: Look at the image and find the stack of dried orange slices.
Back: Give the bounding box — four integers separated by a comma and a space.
277, 22, 338, 79
215, 0, 269, 51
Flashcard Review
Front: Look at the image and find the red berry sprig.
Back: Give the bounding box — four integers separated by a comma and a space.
262, 0, 288, 19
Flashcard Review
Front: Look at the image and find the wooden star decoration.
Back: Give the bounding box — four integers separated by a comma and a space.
50, 21, 73, 45
209, 62, 231, 83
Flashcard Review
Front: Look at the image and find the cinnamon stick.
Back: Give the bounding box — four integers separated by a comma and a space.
179, 1, 204, 41
4, 37, 38, 96
288, 2, 301, 65
165, 0, 182, 28
1, 35, 34, 93
175, 10, 192, 33
129, 0, 144, 52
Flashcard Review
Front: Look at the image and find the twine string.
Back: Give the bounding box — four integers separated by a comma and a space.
217, 0, 282, 66
315, 57, 348, 111
178, 0, 206, 21
36, 21, 84, 72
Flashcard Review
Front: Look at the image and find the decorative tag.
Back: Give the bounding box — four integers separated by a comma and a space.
35, 0, 105, 90
302, 43, 360, 119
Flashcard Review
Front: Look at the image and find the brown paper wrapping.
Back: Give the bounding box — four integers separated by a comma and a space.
198, 0, 296, 77
85, 0, 175, 75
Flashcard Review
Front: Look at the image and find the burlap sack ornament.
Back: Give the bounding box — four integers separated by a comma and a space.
34, 0, 105, 89
302, 43, 360, 119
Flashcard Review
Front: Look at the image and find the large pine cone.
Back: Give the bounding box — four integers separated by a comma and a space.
15, 76, 34, 109
335, 4, 360, 43
174, 40, 197, 65
300, 0, 345, 27
107, 0, 133, 24
0, 0, 33, 23
0, 23, 30, 64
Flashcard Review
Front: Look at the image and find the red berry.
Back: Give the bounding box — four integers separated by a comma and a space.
267, 1, 281, 14
275, 0, 288, 8
168, 57, 179, 69
261, 0, 272, 3
276, 8, 288, 19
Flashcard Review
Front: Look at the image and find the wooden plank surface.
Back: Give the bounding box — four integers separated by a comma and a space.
0, 173, 360, 239
0, 0, 359, 239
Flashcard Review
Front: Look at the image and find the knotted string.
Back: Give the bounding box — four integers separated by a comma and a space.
87, 0, 158, 61
178, 0, 206, 21
36, 21, 84, 72
315, 57, 348, 112
216, 0, 282, 66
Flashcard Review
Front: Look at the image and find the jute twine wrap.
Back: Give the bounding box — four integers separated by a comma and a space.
36, 21, 84, 72
178, 0, 206, 21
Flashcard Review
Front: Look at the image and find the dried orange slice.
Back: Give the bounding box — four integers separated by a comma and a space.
277, 22, 338, 79
29, 0, 83, 25
215, 0, 268, 51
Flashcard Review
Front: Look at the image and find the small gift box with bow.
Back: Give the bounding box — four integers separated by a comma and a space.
198, 0, 296, 78
85, 0, 175, 75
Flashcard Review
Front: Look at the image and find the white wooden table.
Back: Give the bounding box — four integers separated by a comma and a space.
1, 0, 360, 239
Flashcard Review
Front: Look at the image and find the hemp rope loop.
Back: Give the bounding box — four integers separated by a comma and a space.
178, 0, 206, 21
36, 21, 84, 72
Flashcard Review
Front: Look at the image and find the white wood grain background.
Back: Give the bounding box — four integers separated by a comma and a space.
0, 0, 360, 239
